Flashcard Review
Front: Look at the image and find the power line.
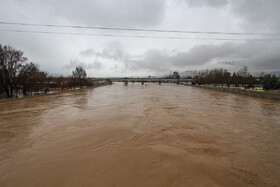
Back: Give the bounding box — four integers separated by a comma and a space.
1, 29, 280, 41
1, 21, 280, 36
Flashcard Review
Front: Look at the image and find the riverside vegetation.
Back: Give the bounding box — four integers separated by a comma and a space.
0, 44, 99, 99
193, 67, 280, 90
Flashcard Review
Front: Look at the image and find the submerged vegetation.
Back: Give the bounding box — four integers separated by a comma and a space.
0, 44, 96, 98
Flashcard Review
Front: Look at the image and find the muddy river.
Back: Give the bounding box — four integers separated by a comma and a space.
0, 83, 280, 186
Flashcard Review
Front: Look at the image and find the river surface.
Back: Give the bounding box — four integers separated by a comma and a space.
0, 83, 280, 186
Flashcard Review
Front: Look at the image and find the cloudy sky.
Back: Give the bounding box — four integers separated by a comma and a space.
0, 0, 280, 77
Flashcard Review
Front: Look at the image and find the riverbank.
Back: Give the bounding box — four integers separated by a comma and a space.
0, 83, 112, 103
192, 85, 280, 101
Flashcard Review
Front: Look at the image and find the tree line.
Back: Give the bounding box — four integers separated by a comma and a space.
193, 66, 280, 90
0, 44, 94, 98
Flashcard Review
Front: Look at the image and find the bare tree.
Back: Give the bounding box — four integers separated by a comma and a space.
237, 66, 255, 88
31, 71, 48, 93
238, 66, 250, 77
19, 62, 40, 95
19, 62, 49, 95
67, 76, 79, 90
0, 78, 3, 96
0, 44, 27, 97
194, 68, 231, 87
86, 78, 95, 87
56, 76, 66, 91
72, 66, 87, 88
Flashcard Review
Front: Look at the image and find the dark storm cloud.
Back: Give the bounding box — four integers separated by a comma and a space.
126, 42, 280, 73
231, 0, 280, 31
127, 50, 171, 72
182, 0, 280, 32
171, 43, 239, 66
242, 42, 280, 70
124, 43, 239, 72
78, 40, 280, 73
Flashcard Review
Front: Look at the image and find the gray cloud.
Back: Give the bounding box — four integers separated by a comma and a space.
124, 43, 239, 72
88, 61, 103, 69
64, 59, 103, 70
80, 41, 125, 61
39, 0, 166, 27
231, 0, 280, 31
217, 61, 237, 66
78, 40, 280, 74
182, 0, 229, 8
125, 42, 280, 73
1, 0, 280, 77
171, 43, 239, 66
80, 49, 95, 57
127, 49, 171, 72
181, 0, 280, 32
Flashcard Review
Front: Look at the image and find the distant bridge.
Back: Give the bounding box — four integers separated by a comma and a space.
92, 78, 193, 84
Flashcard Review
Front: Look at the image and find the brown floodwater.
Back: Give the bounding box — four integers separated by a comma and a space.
0, 83, 280, 186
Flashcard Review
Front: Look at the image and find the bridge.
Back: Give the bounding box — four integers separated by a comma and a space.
92, 78, 193, 85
